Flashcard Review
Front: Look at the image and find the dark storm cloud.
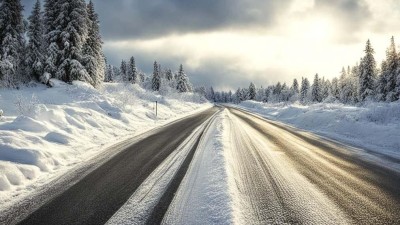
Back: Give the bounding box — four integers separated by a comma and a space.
94, 0, 292, 40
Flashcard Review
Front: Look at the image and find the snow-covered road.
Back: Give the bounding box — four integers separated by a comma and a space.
5, 105, 400, 224
225, 107, 400, 224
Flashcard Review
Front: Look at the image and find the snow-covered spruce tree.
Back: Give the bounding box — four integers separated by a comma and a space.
43, 0, 59, 82
127, 56, 137, 84
311, 74, 322, 102
158, 64, 163, 79
139, 72, 145, 84
234, 88, 241, 103
339, 67, 354, 103
0, 0, 25, 87
322, 79, 331, 100
281, 83, 291, 102
350, 65, 360, 103
300, 77, 310, 104
27, 0, 45, 82
105, 64, 114, 82
176, 64, 191, 93
377, 60, 388, 101
272, 82, 282, 102
241, 88, 249, 101
291, 78, 299, 94
248, 82, 256, 100
359, 39, 377, 101
44, 0, 92, 85
265, 87, 272, 102
289, 78, 299, 101
165, 68, 173, 81
256, 86, 265, 102
120, 60, 127, 82
152, 61, 161, 91
82, 0, 105, 88
208, 86, 215, 102
396, 70, 400, 99
383, 36, 398, 101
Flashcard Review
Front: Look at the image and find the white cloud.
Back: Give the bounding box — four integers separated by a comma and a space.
104, 1, 400, 90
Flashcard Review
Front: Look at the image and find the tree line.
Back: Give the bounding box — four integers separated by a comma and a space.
0, 0, 194, 94
104, 58, 193, 93
209, 38, 400, 104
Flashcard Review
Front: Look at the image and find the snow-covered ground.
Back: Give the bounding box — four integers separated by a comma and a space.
0, 80, 211, 206
233, 101, 400, 161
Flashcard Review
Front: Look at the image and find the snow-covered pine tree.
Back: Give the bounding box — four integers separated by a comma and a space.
265, 87, 272, 102
44, 0, 91, 85
359, 39, 377, 101
0, 0, 25, 87
396, 68, 400, 99
311, 74, 322, 102
241, 88, 249, 101
176, 64, 191, 93
127, 56, 137, 84
139, 72, 145, 84
291, 78, 299, 94
300, 77, 310, 104
234, 88, 241, 103
322, 79, 331, 100
105, 64, 114, 82
158, 64, 162, 79
207, 86, 215, 102
281, 83, 291, 102
120, 60, 127, 82
166, 69, 173, 81
43, 0, 59, 82
273, 82, 282, 102
82, 0, 105, 88
377, 60, 388, 101
248, 82, 256, 100
339, 67, 353, 103
350, 65, 360, 103
256, 86, 265, 102
152, 61, 161, 91
27, 0, 45, 82
330, 77, 339, 99
383, 36, 398, 101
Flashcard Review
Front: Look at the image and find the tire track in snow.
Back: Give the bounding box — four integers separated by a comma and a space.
227, 107, 400, 225
162, 110, 233, 225
106, 108, 222, 225
225, 109, 350, 224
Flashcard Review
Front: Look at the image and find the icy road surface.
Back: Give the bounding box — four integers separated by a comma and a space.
224, 107, 400, 225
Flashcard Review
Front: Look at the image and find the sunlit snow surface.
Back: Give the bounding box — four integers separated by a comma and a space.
0, 80, 211, 206
234, 101, 400, 169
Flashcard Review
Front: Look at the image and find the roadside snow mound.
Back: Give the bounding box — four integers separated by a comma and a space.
0, 80, 210, 202
237, 101, 400, 158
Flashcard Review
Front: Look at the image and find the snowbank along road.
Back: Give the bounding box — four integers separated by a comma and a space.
225, 106, 400, 225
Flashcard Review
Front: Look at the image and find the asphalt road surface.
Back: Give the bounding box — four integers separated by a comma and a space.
225, 106, 400, 225
15, 107, 219, 225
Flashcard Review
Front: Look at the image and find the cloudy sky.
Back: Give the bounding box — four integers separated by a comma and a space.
22, 0, 400, 90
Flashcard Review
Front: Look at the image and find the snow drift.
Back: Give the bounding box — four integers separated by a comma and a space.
0, 80, 211, 204
235, 101, 400, 160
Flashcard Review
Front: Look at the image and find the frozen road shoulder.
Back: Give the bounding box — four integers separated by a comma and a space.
162, 110, 233, 225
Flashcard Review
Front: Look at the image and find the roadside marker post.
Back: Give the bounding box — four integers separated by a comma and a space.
156, 101, 158, 118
